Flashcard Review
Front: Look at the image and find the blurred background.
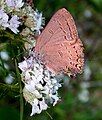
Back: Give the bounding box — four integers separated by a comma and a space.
0, 0, 102, 120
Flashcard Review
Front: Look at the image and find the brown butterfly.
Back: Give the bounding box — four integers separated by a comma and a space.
34, 8, 84, 77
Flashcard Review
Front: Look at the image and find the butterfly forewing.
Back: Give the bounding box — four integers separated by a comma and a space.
35, 8, 84, 76
35, 8, 78, 52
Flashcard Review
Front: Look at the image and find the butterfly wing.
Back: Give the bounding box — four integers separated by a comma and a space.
35, 8, 84, 76
35, 8, 78, 53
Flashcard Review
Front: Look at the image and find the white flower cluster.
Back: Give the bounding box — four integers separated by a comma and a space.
18, 53, 62, 116
0, 0, 44, 47
20, 6, 44, 49
0, 0, 23, 33
1, 0, 62, 117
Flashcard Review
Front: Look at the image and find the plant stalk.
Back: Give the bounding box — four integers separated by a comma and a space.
15, 59, 23, 120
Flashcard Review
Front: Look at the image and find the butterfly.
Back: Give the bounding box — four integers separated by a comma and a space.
34, 8, 84, 77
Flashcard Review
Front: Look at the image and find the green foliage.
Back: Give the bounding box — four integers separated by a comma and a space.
0, 0, 102, 120
87, 0, 102, 13
0, 106, 19, 120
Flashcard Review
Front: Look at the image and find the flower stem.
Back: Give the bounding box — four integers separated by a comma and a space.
15, 59, 23, 120
46, 111, 53, 120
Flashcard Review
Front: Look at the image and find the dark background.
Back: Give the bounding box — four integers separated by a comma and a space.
0, 0, 102, 120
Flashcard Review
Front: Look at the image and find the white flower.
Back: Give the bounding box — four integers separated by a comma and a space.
6, 0, 24, 9
0, 51, 9, 60
5, 74, 14, 84
33, 90, 42, 98
24, 16, 35, 29
41, 86, 50, 95
25, 80, 36, 92
20, 5, 44, 35
25, 70, 32, 81
19, 53, 62, 116
8, 15, 21, 34
21, 5, 33, 16
83, 64, 91, 81
0, 0, 6, 9
0, 9, 9, 29
39, 98, 48, 111
24, 8, 44, 34
80, 82, 90, 89
36, 83, 43, 90
50, 94, 60, 106
30, 98, 41, 116
18, 60, 28, 72
33, 10, 45, 34
78, 89, 89, 103
4, 63, 9, 69
84, 9, 92, 18
30, 98, 48, 116
20, 27, 31, 37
